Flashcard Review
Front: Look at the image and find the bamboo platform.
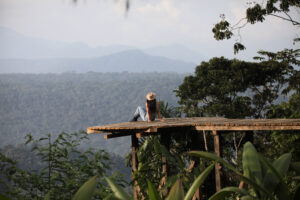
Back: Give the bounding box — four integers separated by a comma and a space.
87, 117, 300, 139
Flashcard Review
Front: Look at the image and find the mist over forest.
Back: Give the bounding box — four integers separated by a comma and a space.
0, 72, 186, 155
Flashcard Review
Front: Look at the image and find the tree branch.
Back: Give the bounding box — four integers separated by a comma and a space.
231, 17, 248, 29
269, 13, 300, 25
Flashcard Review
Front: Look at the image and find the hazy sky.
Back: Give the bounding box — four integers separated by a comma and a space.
0, 0, 299, 61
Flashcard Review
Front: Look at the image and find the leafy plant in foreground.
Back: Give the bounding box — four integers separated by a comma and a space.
99, 141, 299, 200
189, 142, 300, 200
0, 131, 122, 200
104, 163, 214, 200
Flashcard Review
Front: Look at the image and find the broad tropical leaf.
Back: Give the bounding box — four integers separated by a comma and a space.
167, 179, 184, 200
184, 163, 214, 200
147, 180, 162, 200
208, 187, 251, 200
242, 142, 263, 187
273, 153, 292, 177
259, 153, 283, 193
262, 153, 291, 197
72, 175, 99, 200
105, 177, 131, 200
187, 150, 270, 196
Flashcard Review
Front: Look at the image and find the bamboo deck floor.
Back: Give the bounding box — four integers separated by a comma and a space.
87, 117, 300, 138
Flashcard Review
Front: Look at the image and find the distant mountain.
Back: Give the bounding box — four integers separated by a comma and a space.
0, 26, 204, 64
0, 49, 196, 73
0, 26, 135, 59
145, 44, 206, 64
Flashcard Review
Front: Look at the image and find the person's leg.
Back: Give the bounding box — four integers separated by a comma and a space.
138, 106, 147, 121
131, 106, 147, 121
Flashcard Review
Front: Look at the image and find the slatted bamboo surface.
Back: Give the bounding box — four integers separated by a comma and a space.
87, 117, 300, 138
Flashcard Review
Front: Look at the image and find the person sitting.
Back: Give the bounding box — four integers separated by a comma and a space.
130, 92, 163, 122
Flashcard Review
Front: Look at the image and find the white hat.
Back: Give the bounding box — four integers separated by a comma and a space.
146, 92, 156, 101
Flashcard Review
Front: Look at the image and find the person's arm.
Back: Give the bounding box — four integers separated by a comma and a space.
146, 102, 151, 122
156, 101, 164, 121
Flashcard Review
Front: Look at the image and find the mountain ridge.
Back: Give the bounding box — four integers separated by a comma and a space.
0, 26, 204, 67
0, 49, 196, 73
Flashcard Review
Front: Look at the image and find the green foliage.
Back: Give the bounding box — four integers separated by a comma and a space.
159, 101, 181, 118
105, 177, 132, 200
208, 187, 250, 200
0, 131, 123, 200
184, 163, 214, 200
78, 141, 297, 200
264, 93, 300, 160
254, 49, 300, 66
127, 136, 187, 197
190, 142, 298, 200
147, 180, 162, 200
104, 164, 214, 200
246, 4, 266, 24
72, 176, 99, 200
212, 20, 232, 41
212, 0, 300, 53
233, 43, 246, 55
175, 57, 291, 118
166, 179, 184, 200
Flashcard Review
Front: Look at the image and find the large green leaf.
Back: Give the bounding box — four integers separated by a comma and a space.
105, 177, 132, 200
147, 180, 162, 200
187, 150, 270, 196
184, 163, 214, 200
161, 175, 179, 192
187, 151, 239, 174
208, 187, 251, 200
262, 153, 291, 198
242, 142, 263, 187
273, 153, 292, 177
167, 179, 184, 200
72, 175, 99, 200
259, 154, 281, 193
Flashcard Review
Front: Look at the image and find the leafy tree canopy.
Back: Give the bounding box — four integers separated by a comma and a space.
212, 0, 300, 53
175, 56, 292, 118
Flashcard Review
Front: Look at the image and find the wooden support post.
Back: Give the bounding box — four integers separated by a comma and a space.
131, 134, 140, 199
212, 130, 222, 192
159, 132, 170, 196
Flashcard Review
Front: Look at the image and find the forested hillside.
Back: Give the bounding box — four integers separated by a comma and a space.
0, 72, 186, 155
